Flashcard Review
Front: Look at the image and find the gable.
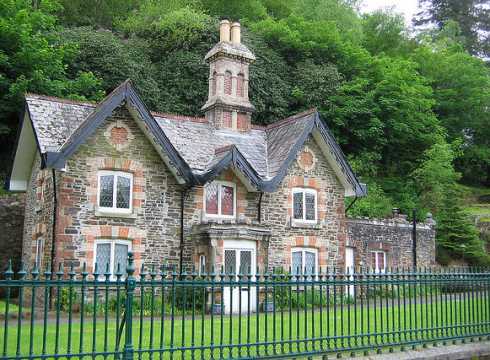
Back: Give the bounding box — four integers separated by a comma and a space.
8, 111, 38, 191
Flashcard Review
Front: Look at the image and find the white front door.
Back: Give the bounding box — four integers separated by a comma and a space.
223, 240, 257, 314
345, 247, 355, 297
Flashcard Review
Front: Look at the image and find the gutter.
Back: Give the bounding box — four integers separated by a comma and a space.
257, 192, 263, 223
50, 168, 57, 309
345, 195, 358, 214
179, 187, 191, 275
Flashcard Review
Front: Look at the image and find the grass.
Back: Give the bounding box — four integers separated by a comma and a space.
1, 296, 489, 359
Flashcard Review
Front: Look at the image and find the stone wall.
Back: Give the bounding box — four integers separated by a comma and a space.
0, 194, 25, 271
346, 213, 436, 269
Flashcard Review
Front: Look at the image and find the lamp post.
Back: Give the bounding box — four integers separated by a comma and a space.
412, 209, 417, 270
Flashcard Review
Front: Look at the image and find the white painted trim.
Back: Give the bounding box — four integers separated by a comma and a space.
291, 247, 318, 275
291, 187, 318, 224
203, 180, 237, 219
93, 239, 132, 280
96, 170, 133, 215
371, 250, 386, 273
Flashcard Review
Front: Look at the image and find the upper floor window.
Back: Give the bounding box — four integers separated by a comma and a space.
204, 181, 235, 218
291, 247, 318, 275
94, 239, 131, 280
97, 171, 133, 214
371, 251, 386, 273
224, 71, 232, 95
292, 188, 317, 223
236, 73, 244, 97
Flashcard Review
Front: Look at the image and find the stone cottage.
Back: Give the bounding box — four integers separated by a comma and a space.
8, 20, 372, 311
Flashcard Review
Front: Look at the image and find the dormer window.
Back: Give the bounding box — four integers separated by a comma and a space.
97, 171, 133, 214
292, 188, 317, 223
204, 181, 236, 218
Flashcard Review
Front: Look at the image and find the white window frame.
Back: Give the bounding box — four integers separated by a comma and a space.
97, 170, 133, 215
203, 180, 236, 219
198, 254, 206, 275
371, 250, 386, 274
291, 247, 319, 275
93, 239, 132, 280
292, 188, 318, 223
35, 238, 44, 269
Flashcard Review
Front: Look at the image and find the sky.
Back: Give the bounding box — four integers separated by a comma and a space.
360, 0, 420, 26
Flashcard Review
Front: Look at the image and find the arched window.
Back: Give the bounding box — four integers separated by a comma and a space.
224, 71, 232, 95
236, 73, 244, 97
211, 71, 217, 96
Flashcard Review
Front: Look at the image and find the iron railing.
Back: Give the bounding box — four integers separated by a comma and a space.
1, 253, 490, 359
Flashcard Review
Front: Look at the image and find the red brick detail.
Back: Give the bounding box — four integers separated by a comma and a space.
299, 151, 314, 168
237, 113, 250, 131
110, 126, 129, 145
236, 74, 244, 97
224, 71, 232, 95
223, 111, 232, 128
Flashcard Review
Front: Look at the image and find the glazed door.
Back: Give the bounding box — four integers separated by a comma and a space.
223, 241, 256, 314
345, 247, 355, 297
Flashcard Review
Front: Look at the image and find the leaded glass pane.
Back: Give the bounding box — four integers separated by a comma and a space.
99, 175, 114, 208
239, 250, 251, 275
114, 243, 128, 274
305, 251, 316, 275
293, 192, 303, 220
292, 251, 302, 275
221, 185, 234, 216
96, 243, 111, 274
224, 250, 236, 276
205, 182, 218, 214
305, 192, 316, 220
116, 176, 131, 209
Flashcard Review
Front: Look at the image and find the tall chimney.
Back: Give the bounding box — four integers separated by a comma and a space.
220, 20, 230, 42
230, 22, 241, 44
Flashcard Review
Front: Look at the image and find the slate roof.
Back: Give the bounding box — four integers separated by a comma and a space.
19, 81, 365, 196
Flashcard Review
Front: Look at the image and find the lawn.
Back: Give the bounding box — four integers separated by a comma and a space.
2, 296, 489, 359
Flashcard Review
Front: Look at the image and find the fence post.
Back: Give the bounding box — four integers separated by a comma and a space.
124, 252, 136, 360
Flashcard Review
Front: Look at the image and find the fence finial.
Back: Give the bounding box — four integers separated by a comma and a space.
126, 251, 135, 278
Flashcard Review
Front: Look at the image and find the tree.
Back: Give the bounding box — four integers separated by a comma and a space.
0, 0, 103, 174
414, 0, 490, 58
412, 24, 490, 185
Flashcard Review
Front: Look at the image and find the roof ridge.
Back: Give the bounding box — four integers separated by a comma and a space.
265, 108, 317, 130
152, 111, 207, 123
25, 93, 97, 107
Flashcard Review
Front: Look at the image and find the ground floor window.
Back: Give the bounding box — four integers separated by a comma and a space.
371, 250, 386, 273
199, 254, 206, 275
291, 247, 318, 275
94, 240, 131, 279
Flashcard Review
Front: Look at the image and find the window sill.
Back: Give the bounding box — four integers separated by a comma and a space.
290, 221, 321, 230
95, 210, 136, 219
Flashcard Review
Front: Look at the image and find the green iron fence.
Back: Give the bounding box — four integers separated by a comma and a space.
1, 252, 490, 359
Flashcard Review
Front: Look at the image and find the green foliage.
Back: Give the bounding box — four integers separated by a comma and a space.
1, 0, 488, 266
436, 186, 490, 266
0, 0, 103, 167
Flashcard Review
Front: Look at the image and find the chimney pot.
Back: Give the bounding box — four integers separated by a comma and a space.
231, 22, 241, 44
220, 20, 230, 42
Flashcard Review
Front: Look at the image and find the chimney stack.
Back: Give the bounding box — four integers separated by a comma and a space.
219, 20, 230, 42
231, 22, 241, 44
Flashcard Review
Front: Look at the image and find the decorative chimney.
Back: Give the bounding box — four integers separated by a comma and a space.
202, 20, 255, 132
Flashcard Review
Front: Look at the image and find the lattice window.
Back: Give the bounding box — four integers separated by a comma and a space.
239, 251, 252, 275
224, 250, 236, 275
95, 240, 131, 280
204, 181, 235, 218
291, 247, 318, 276
98, 171, 133, 213
292, 188, 317, 222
